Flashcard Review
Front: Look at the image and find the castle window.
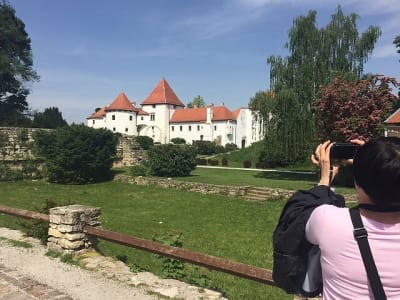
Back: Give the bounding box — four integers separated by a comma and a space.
189, 126, 192, 131
129, 116, 133, 121
200, 135, 204, 141
141, 116, 144, 120
112, 115, 115, 120
152, 104, 156, 108
180, 126, 182, 132
125, 128, 128, 132
150, 113, 155, 121
172, 126, 174, 131
92, 120, 95, 125
197, 125, 200, 131
113, 127, 116, 131
214, 125, 217, 131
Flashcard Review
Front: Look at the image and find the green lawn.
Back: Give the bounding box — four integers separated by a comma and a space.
0, 179, 291, 300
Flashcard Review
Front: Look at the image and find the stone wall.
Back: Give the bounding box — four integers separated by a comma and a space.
114, 174, 293, 200
113, 135, 146, 167
0, 127, 145, 168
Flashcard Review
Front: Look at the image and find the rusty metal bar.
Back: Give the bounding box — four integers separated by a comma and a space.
84, 225, 275, 285
0, 205, 49, 221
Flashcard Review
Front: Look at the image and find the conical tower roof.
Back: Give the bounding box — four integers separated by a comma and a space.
105, 93, 137, 112
141, 78, 185, 107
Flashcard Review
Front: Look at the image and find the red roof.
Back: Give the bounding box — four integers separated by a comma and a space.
212, 106, 234, 121
170, 108, 206, 123
87, 107, 106, 119
170, 106, 234, 123
232, 108, 241, 120
137, 108, 149, 116
385, 108, 400, 124
141, 78, 185, 107
105, 93, 137, 112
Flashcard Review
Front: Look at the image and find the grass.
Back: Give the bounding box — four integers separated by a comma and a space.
0, 236, 32, 248
176, 166, 356, 195
0, 179, 291, 300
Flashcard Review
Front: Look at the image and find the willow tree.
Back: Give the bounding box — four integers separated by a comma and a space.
259, 6, 381, 165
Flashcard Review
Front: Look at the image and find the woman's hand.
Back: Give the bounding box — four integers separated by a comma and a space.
311, 141, 338, 186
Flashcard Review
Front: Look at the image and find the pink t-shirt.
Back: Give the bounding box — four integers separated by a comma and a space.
306, 205, 400, 299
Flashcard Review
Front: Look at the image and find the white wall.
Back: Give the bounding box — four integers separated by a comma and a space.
104, 110, 137, 135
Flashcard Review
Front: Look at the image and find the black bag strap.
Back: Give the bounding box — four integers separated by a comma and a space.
349, 207, 387, 300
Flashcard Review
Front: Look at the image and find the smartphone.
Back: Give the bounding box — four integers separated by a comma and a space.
330, 143, 361, 160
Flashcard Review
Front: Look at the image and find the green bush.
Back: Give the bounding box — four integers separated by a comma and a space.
207, 159, 219, 166
192, 140, 217, 155
170, 137, 186, 144
136, 136, 154, 150
225, 143, 238, 152
243, 160, 252, 168
196, 158, 207, 165
130, 164, 149, 176
221, 157, 228, 166
34, 125, 118, 184
147, 144, 196, 177
215, 145, 225, 154
0, 163, 23, 181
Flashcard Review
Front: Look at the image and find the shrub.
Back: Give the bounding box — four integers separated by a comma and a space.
170, 137, 186, 144
21, 159, 42, 179
196, 158, 207, 165
136, 136, 154, 150
255, 161, 269, 169
192, 140, 216, 155
0, 163, 23, 181
207, 159, 219, 166
147, 144, 196, 177
130, 164, 149, 176
215, 145, 225, 154
243, 160, 252, 168
225, 143, 238, 152
221, 157, 228, 167
34, 125, 118, 184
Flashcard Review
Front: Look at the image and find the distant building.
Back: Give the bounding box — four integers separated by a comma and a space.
384, 108, 400, 137
87, 78, 263, 148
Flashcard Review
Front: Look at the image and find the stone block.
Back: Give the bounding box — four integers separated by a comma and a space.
59, 238, 84, 249
65, 233, 85, 241
48, 228, 64, 238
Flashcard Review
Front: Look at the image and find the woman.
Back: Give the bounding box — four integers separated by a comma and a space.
306, 137, 400, 299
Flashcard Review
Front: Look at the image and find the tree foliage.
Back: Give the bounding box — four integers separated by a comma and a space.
187, 95, 206, 108
32, 107, 68, 129
394, 35, 400, 61
0, 2, 39, 126
256, 6, 381, 165
314, 75, 398, 141
136, 135, 154, 150
147, 144, 196, 177
34, 125, 117, 184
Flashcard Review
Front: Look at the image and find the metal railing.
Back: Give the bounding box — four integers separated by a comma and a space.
0, 204, 275, 286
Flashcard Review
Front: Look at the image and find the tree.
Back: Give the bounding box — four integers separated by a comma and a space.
147, 144, 196, 177
257, 6, 381, 165
394, 35, 400, 61
187, 95, 206, 108
34, 125, 117, 184
314, 75, 398, 141
0, 1, 39, 126
32, 107, 68, 129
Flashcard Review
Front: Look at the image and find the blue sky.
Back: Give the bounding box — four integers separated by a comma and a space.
9, 0, 400, 124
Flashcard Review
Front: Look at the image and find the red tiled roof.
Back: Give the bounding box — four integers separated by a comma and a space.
137, 108, 149, 116
141, 78, 185, 107
212, 106, 234, 121
170, 108, 206, 123
385, 108, 400, 124
105, 93, 137, 112
232, 108, 241, 120
170, 106, 235, 123
87, 107, 106, 119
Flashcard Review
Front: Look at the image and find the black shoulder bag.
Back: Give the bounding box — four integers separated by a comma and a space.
349, 207, 387, 300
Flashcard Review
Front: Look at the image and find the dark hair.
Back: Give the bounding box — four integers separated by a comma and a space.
353, 137, 400, 205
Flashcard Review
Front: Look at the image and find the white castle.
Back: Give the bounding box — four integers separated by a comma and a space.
87, 78, 263, 148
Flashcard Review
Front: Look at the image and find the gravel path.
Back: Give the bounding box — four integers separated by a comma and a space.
0, 227, 157, 300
